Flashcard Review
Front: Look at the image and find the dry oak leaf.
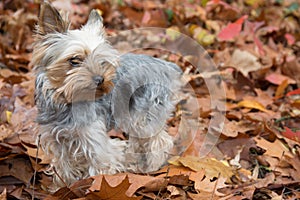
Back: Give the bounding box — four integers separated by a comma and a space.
88, 175, 141, 200
194, 176, 227, 196
90, 173, 158, 197
237, 99, 269, 113
254, 137, 293, 158
167, 185, 187, 198
46, 178, 93, 200
229, 49, 261, 77
177, 156, 234, 180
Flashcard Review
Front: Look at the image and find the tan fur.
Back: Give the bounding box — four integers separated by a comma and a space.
33, 2, 181, 190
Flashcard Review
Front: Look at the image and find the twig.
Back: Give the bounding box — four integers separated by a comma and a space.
210, 173, 221, 200
32, 134, 41, 200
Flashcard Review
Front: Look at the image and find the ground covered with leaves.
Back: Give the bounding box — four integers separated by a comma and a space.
0, 0, 300, 199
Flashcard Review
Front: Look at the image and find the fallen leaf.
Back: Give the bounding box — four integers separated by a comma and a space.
286, 88, 300, 96
87, 175, 141, 200
178, 156, 234, 180
193, 176, 227, 196
265, 73, 296, 85
284, 33, 295, 45
168, 174, 190, 186
0, 157, 33, 184
237, 100, 269, 113
281, 127, 300, 143
218, 15, 248, 41
282, 56, 300, 87
167, 185, 186, 198
142, 177, 168, 192
22, 143, 51, 164
0, 124, 14, 141
254, 137, 293, 158
275, 79, 289, 98
0, 188, 6, 200
230, 49, 261, 76
189, 170, 206, 192
91, 173, 158, 197
222, 119, 255, 137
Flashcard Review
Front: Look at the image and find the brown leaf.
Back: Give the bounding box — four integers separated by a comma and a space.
0, 124, 14, 141
222, 119, 255, 137
192, 176, 227, 196
47, 187, 77, 200
70, 178, 94, 198
91, 173, 157, 197
188, 191, 219, 200
230, 49, 262, 77
254, 137, 293, 158
0, 188, 6, 200
22, 142, 50, 164
0, 157, 33, 184
87, 175, 141, 200
282, 56, 300, 87
167, 185, 186, 198
142, 177, 168, 193
168, 174, 190, 186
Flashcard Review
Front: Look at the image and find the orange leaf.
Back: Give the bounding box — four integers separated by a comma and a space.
275, 79, 289, 98
237, 100, 268, 113
87, 175, 141, 200
286, 88, 300, 96
91, 173, 157, 197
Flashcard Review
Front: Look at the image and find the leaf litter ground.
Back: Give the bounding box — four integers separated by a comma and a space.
0, 0, 300, 199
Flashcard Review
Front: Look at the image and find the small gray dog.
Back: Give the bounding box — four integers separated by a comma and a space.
32, 2, 182, 187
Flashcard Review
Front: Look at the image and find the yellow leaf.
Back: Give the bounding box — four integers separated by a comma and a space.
237, 100, 268, 113
166, 27, 181, 41
178, 156, 234, 180
202, 34, 215, 46
168, 156, 181, 166
6, 111, 12, 124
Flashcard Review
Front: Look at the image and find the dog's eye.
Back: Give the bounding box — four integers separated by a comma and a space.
100, 61, 109, 66
69, 57, 83, 67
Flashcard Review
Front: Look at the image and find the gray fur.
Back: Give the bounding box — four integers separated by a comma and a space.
33, 2, 182, 189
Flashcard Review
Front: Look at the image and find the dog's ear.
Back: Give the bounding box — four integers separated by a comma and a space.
83, 10, 104, 32
38, 2, 69, 35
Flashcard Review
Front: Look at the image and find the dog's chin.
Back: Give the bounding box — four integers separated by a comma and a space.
62, 86, 112, 103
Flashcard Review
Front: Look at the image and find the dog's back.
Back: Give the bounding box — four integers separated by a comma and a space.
111, 53, 182, 172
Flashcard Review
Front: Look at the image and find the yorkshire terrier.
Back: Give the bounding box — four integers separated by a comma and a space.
32, 2, 182, 187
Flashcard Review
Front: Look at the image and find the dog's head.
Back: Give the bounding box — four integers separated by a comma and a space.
32, 2, 118, 103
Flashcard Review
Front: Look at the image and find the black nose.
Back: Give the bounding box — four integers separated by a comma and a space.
93, 76, 104, 86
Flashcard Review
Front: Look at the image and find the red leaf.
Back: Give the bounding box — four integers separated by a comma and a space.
281, 127, 300, 143
254, 35, 265, 56
218, 15, 248, 41
285, 33, 295, 45
265, 73, 296, 85
141, 11, 151, 24
286, 88, 300, 96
